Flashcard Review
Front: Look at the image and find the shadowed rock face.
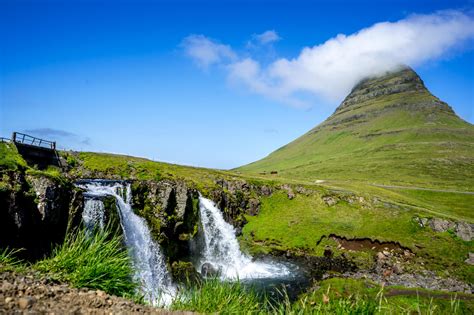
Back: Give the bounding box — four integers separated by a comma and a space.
0, 172, 79, 259
337, 67, 428, 112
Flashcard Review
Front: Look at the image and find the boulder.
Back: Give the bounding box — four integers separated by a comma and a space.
246, 198, 260, 216
171, 261, 202, 284
259, 185, 272, 196
322, 196, 337, 206
200, 262, 220, 277
455, 222, 474, 241
428, 218, 455, 232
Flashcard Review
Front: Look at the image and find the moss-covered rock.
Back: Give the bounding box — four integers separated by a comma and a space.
0, 169, 80, 259
130, 180, 200, 262
170, 261, 202, 284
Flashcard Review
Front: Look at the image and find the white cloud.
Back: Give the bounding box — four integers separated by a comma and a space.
253, 30, 281, 45
182, 34, 236, 68
184, 10, 474, 106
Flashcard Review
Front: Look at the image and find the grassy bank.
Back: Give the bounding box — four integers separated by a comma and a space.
242, 190, 473, 283
170, 278, 473, 314
1, 227, 137, 298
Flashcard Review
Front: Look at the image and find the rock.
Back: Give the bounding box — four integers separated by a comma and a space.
392, 263, 403, 274
200, 262, 219, 277
455, 222, 473, 241
18, 296, 35, 309
281, 184, 295, 200
323, 247, 333, 258
428, 218, 455, 232
172, 261, 202, 283
259, 185, 272, 196
383, 269, 392, 277
4, 297, 14, 304
246, 198, 260, 216
414, 216, 428, 227
376, 252, 386, 260
322, 196, 337, 206
295, 186, 311, 195
465, 253, 474, 265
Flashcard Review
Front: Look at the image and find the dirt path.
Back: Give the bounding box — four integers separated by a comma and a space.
0, 271, 191, 314
372, 184, 474, 195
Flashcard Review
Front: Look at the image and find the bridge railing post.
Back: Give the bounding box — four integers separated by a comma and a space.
12, 132, 17, 142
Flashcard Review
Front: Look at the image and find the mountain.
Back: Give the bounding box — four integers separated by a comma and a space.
237, 67, 474, 190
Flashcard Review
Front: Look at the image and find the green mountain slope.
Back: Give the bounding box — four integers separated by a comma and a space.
238, 67, 474, 190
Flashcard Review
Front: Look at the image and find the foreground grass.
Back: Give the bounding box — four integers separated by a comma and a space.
170, 278, 473, 314
34, 228, 137, 297
0, 248, 25, 273
171, 279, 262, 313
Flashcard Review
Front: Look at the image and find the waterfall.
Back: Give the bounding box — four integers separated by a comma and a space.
77, 181, 175, 306
82, 198, 105, 232
198, 196, 290, 279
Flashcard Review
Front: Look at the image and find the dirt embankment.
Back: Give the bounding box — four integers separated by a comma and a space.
0, 271, 191, 314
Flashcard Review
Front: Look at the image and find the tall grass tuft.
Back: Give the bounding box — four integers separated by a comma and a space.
0, 247, 25, 272
171, 278, 263, 313
34, 227, 137, 297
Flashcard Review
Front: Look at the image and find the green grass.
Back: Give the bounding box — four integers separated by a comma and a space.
242, 191, 474, 283
0, 247, 25, 272
283, 278, 474, 315
34, 227, 137, 297
171, 279, 263, 313
170, 277, 473, 314
0, 142, 27, 171
387, 188, 474, 221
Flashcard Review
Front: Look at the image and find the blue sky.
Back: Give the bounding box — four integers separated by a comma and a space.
1, 0, 473, 169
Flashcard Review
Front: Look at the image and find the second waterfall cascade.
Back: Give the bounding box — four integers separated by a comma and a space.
78, 181, 176, 306
197, 196, 290, 279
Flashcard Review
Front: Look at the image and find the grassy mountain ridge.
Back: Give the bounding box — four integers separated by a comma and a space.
237, 67, 474, 191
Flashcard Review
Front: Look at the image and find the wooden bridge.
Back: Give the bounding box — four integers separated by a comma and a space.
9, 132, 62, 169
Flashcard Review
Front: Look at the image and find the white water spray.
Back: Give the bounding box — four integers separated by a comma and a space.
82, 198, 105, 231
78, 181, 176, 306
198, 196, 290, 279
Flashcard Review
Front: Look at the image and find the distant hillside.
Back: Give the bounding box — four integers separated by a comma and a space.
237, 67, 474, 190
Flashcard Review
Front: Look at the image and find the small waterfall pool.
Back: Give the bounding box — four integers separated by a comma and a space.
76, 180, 308, 307
197, 196, 309, 300
197, 196, 292, 279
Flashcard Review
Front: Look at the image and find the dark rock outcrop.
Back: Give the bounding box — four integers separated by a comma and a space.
0, 171, 80, 259
131, 180, 200, 262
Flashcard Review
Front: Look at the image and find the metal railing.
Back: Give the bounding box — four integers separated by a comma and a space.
0, 137, 10, 143
12, 132, 56, 150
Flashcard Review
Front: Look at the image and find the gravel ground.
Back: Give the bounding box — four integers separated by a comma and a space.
0, 271, 191, 314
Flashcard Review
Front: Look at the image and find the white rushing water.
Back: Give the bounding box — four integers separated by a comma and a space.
78, 181, 176, 306
82, 198, 105, 232
198, 196, 290, 279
